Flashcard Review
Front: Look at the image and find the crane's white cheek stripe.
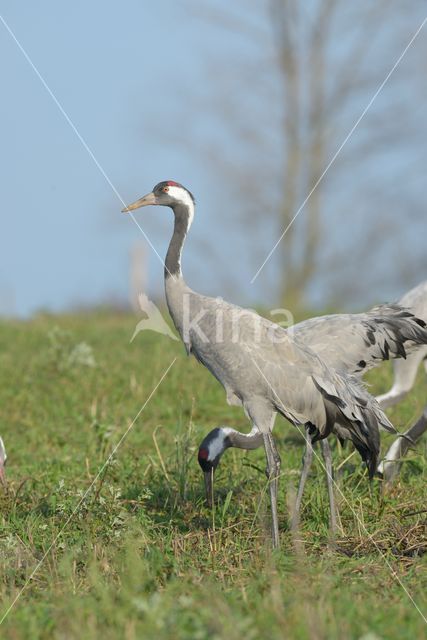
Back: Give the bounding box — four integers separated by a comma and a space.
208, 428, 233, 460
168, 186, 195, 227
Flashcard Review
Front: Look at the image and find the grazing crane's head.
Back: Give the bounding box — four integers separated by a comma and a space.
0, 437, 7, 487
122, 181, 195, 213
198, 427, 232, 507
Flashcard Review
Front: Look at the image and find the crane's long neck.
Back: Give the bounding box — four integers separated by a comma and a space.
164, 202, 194, 341
227, 427, 263, 450
164, 203, 194, 280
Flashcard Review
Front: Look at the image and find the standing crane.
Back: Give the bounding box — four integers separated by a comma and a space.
123, 180, 394, 547
198, 304, 427, 531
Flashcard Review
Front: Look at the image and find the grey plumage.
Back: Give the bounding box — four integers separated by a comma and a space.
183, 294, 393, 447
290, 303, 427, 375
123, 181, 395, 546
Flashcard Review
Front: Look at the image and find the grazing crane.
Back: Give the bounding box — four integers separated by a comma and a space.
123, 180, 394, 547
377, 280, 427, 482
0, 436, 6, 486
198, 304, 427, 531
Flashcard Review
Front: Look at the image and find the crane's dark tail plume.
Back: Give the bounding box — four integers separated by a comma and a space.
364, 304, 427, 361
312, 375, 396, 479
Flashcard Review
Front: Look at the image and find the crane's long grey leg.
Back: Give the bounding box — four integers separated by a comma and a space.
379, 404, 427, 485
320, 438, 337, 535
291, 426, 313, 532
263, 431, 281, 549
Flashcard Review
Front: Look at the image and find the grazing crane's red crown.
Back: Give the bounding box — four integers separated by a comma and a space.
198, 446, 214, 473
198, 448, 209, 460
154, 180, 183, 191
153, 181, 196, 204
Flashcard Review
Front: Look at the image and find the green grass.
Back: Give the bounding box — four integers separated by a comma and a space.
0, 310, 426, 639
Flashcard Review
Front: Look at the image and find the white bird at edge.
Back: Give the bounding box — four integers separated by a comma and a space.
0, 436, 7, 487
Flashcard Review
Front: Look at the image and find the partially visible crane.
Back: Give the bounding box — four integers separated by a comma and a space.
377, 281, 427, 409
377, 281, 427, 483
379, 406, 427, 484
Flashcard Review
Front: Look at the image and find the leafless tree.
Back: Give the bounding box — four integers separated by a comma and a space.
189, 0, 427, 309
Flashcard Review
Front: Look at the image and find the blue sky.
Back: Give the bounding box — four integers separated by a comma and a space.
1, 2, 426, 317
0, 1, 223, 316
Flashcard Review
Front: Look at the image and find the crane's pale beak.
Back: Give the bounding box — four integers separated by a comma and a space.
204, 469, 215, 508
122, 192, 157, 213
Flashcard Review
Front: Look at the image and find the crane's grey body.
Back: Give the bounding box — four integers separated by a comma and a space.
171, 283, 390, 438
123, 181, 394, 547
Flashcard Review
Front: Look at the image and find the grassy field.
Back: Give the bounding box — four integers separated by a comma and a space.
0, 310, 426, 639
